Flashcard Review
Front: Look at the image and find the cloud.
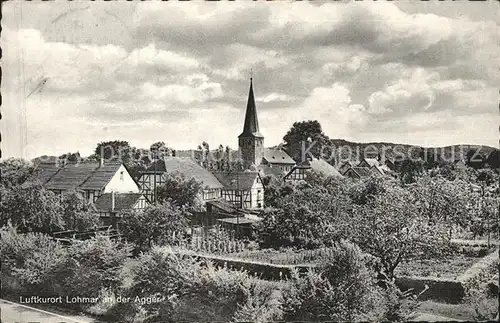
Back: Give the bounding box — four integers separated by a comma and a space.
1, 2, 498, 159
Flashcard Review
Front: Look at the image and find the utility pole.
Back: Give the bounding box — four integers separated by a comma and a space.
153, 148, 157, 205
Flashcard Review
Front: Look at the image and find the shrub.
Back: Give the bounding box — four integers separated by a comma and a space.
0, 227, 68, 295
62, 235, 133, 303
280, 241, 383, 321
121, 202, 189, 253
60, 190, 100, 231
463, 258, 499, 321
128, 247, 283, 322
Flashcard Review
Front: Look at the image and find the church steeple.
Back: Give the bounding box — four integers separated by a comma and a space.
239, 78, 263, 138
238, 77, 265, 169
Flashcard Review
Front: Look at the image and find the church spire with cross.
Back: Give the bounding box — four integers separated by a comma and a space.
239, 77, 263, 138
238, 77, 264, 169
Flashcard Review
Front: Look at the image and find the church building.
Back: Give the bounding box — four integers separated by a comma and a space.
237, 78, 295, 172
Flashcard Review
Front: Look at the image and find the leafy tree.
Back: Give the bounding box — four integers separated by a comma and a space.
94, 140, 132, 164
399, 158, 425, 184
156, 172, 204, 212
429, 162, 457, 181
150, 141, 172, 159
59, 151, 81, 163
485, 149, 500, 169
346, 176, 387, 205
283, 120, 331, 162
262, 174, 295, 208
0, 158, 34, 190
0, 184, 64, 233
60, 190, 100, 231
348, 185, 452, 279
409, 176, 472, 228
258, 185, 348, 249
121, 202, 190, 252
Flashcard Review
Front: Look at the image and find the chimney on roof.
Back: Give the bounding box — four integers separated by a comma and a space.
111, 191, 115, 212
99, 146, 105, 167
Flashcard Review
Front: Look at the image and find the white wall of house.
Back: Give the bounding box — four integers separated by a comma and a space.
104, 165, 140, 193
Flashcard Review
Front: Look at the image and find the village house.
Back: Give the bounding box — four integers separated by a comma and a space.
261, 148, 296, 172
137, 157, 223, 204
342, 166, 374, 179
93, 192, 148, 228
213, 171, 264, 209
338, 161, 354, 174
284, 157, 343, 183
357, 157, 379, 169
25, 159, 149, 221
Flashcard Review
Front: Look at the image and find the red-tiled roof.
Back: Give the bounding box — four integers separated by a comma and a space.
144, 157, 223, 189
308, 158, 343, 178
258, 165, 286, 179
207, 199, 239, 214
23, 163, 61, 187
212, 171, 259, 190
360, 158, 379, 167
351, 167, 373, 177
80, 162, 122, 190
289, 158, 343, 178
263, 148, 295, 165
44, 162, 99, 191
94, 193, 145, 212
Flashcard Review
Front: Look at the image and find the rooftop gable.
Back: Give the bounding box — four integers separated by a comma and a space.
145, 157, 223, 189
94, 193, 145, 212
212, 171, 260, 190
263, 148, 295, 165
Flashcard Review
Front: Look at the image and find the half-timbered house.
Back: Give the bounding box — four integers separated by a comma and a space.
27, 160, 140, 200
94, 191, 148, 228
212, 171, 264, 209
138, 157, 223, 203
25, 160, 145, 225
284, 158, 343, 183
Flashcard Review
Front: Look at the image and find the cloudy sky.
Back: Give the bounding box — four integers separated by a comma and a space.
2, 1, 499, 159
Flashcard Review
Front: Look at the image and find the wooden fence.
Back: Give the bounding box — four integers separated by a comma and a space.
179, 237, 247, 254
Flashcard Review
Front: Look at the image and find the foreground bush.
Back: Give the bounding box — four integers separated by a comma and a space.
126, 242, 417, 322
281, 241, 386, 321
0, 228, 132, 311
120, 202, 189, 253
0, 226, 67, 294
127, 248, 283, 322
62, 235, 133, 302
463, 257, 499, 320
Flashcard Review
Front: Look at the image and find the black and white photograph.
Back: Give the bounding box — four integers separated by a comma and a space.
1, 1, 499, 322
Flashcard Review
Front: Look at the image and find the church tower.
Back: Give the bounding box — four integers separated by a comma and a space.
238, 78, 264, 169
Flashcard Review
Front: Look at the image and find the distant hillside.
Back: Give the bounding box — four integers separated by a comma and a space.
329, 139, 498, 162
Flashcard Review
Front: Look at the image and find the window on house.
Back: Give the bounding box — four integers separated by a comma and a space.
120, 171, 124, 181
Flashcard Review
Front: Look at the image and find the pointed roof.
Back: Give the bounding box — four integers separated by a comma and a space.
239, 78, 263, 138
